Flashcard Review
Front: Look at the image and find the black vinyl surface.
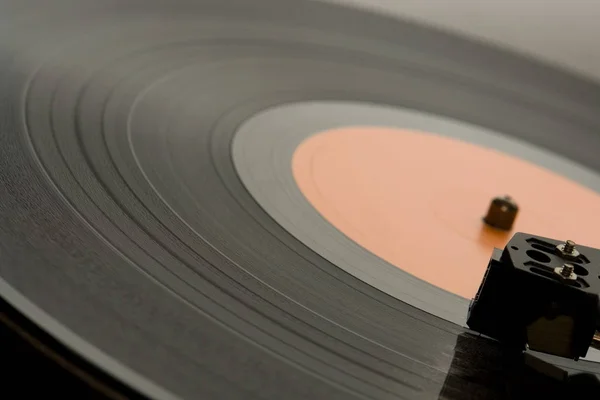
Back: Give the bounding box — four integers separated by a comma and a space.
1, 1, 600, 399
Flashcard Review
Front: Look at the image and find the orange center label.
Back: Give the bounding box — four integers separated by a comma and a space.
292, 127, 600, 298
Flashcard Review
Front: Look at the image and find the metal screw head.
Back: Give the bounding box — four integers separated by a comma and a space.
564, 240, 576, 253
554, 263, 577, 281
556, 240, 580, 260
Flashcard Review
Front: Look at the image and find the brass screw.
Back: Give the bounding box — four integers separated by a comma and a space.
560, 264, 574, 278
556, 240, 580, 260
554, 263, 577, 281
564, 240, 576, 255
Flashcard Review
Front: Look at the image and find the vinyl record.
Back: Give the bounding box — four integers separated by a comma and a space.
0, 1, 600, 399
